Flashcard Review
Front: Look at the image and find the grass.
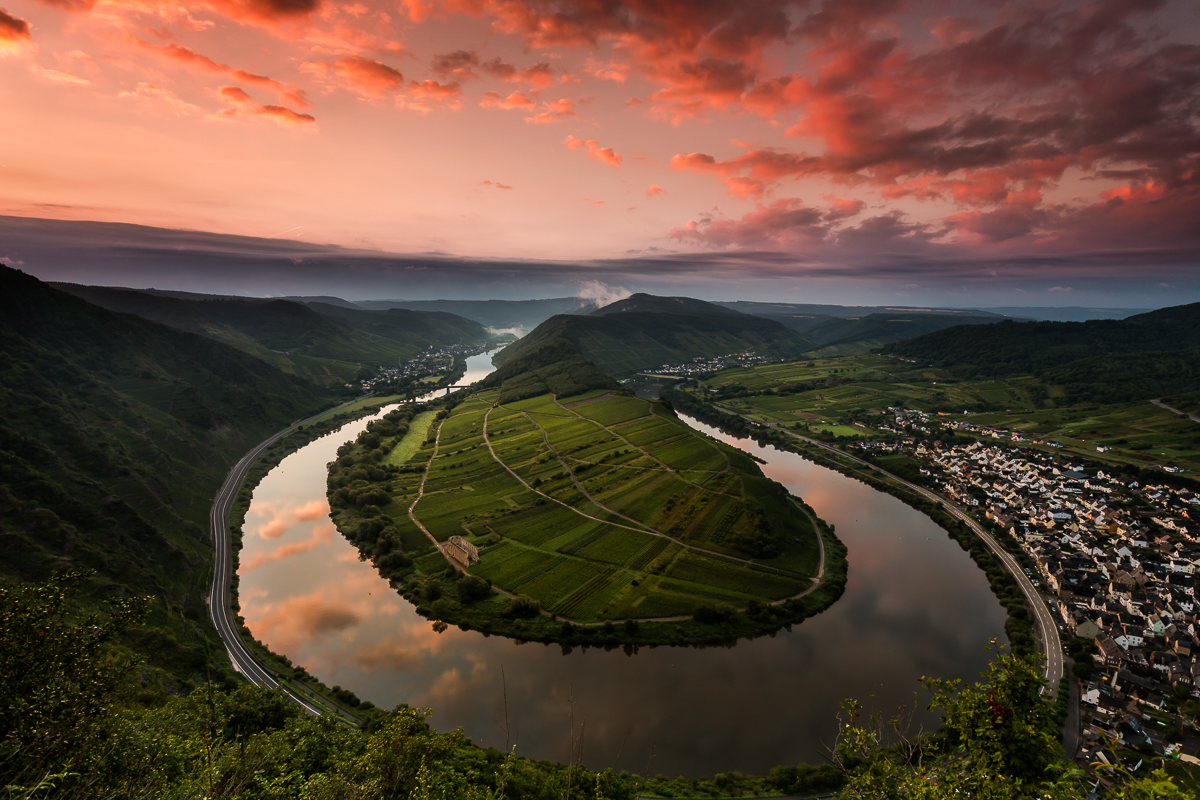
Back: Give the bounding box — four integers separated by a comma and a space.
383, 409, 437, 465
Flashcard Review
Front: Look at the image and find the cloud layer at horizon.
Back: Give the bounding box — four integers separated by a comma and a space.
1, 0, 1198, 301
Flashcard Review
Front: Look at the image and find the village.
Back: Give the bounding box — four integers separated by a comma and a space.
848, 413, 1200, 767
353, 344, 487, 391
640, 351, 774, 378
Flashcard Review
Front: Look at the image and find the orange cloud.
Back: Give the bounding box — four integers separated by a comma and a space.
242, 522, 334, 570
302, 55, 404, 98
482, 180, 513, 189
407, 79, 463, 106
479, 89, 535, 110
565, 134, 620, 168
130, 36, 302, 103
0, 8, 32, 55
646, 184, 667, 197
525, 97, 575, 123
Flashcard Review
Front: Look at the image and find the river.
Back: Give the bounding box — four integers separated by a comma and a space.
237, 355, 1007, 777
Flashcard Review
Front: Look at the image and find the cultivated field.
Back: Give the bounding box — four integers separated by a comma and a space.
386, 389, 823, 623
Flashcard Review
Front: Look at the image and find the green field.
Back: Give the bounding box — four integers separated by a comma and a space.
693, 354, 1200, 474
329, 388, 829, 632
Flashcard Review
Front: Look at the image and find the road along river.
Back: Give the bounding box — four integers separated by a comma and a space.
234, 357, 1008, 777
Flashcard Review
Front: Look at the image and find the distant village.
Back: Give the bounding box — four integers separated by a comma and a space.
641, 351, 773, 377
352, 344, 485, 391
849, 411, 1200, 766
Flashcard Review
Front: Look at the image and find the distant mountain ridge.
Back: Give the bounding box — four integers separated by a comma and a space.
356, 297, 593, 332
881, 302, 1200, 403
496, 293, 815, 376
52, 283, 490, 386
592, 293, 741, 317
714, 301, 1010, 355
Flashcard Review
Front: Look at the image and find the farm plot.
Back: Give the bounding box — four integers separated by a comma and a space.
613, 415, 691, 449
653, 436, 727, 472
574, 396, 652, 427
667, 552, 806, 599
574, 527, 658, 565
506, 394, 575, 417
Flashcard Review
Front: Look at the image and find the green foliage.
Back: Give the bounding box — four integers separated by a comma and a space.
836, 646, 1188, 799
457, 575, 492, 604
505, 594, 541, 618
0, 571, 147, 776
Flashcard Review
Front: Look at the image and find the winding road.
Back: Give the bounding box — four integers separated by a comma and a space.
207, 397, 367, 720
1152, 398, 1200, 424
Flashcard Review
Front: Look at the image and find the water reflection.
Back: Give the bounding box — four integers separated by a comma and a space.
239, 357, 1007, 777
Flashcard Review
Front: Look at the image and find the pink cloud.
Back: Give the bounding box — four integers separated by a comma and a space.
302, 55, 404, 98
525, 98, 575, 123
479, 89, 535, 110
646, 184, 667, 197
131, 36, 302, 104
242, 522, 334, 570
565, 134, 621, 168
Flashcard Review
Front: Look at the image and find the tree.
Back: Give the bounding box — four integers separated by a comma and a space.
834, 643, 1189, 799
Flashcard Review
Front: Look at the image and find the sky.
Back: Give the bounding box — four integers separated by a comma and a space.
2, 0, 1199, 305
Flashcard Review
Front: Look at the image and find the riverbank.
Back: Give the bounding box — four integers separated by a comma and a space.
223, 394, 423, 720
662, 386, 1038, 657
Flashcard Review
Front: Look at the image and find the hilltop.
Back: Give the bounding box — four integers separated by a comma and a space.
495, 293, 815, 376
54, 284, 490, 386
881, 302, 1200, 403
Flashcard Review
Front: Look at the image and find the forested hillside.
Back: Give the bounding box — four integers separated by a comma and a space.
54, 284, 490, 385
882, 303, 1200, 403
0, 267, 332, 684
496, 294, 813, 376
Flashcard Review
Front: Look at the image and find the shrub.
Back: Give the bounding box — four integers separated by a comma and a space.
456, 575, 491, 604
506, 594, 541, 618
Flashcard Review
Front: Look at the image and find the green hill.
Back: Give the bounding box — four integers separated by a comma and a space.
0, 266, 332, 681
881, 302, 1200, 403
478, 337, 623, 403
495, 294, 815, 376
53, 285, 490, 386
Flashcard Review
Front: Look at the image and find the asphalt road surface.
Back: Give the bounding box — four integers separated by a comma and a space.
207, 397, 367, 720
